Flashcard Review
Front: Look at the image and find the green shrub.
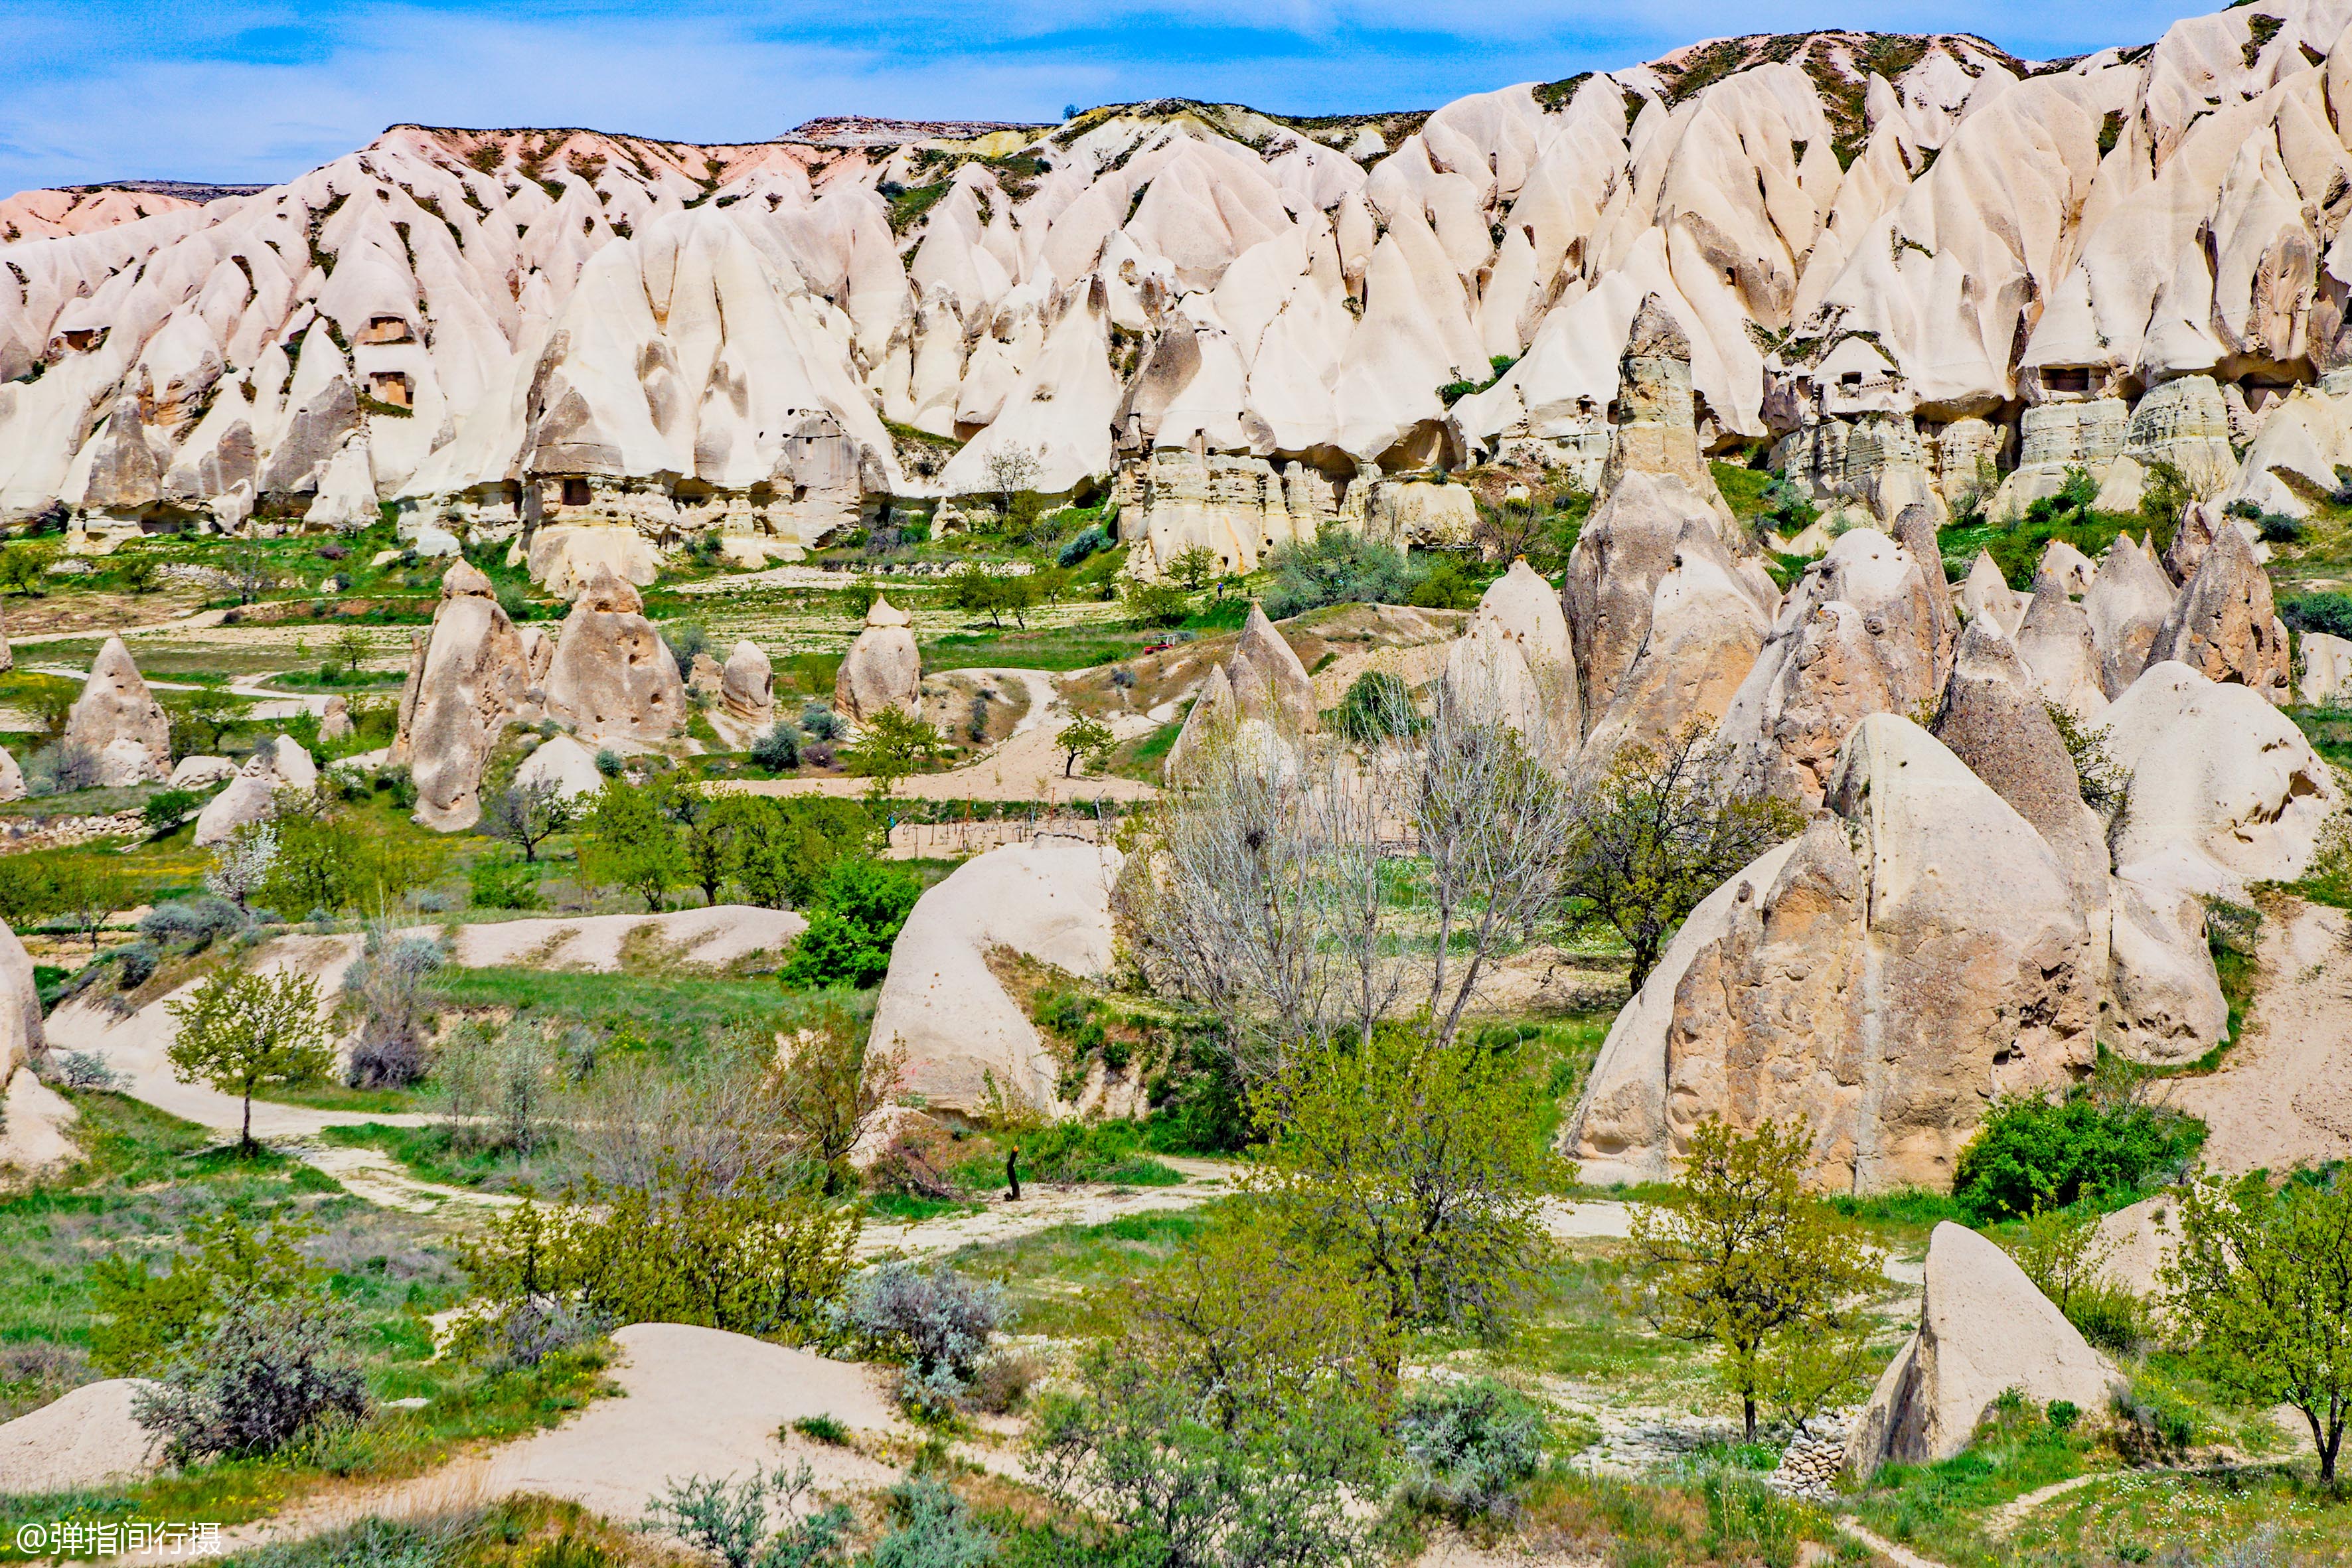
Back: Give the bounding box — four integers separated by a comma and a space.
1336, 669, 1417, 744
143, 787, 201, 833
1952, 1091, 2207, 1221
469, 849, 544, 909
1395, 1378, 1550, 1522
1407, 554, 1481, 609
2284, 591, 2352, 640
1263, 526, 1413, 617
780, 859, 921, 989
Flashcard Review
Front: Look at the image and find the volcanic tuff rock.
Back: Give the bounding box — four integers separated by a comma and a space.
2082, 534, 2176, 697
720, 639, 776, 725
1443, 558, 1581, 752
1164, 602, 1320, 780
2147, 525, 2292, 702
686, 652, 725, 701
392, 562, 534, 830
869, 836, 1123, 1117
1845, 1223, 2120, 1472
15, 3, 2348, 574
0, 915, 42, 1082
1566, 714, 2097, 1192
1956, 551, 2025, 637
2300, 630, 2352, 704
0, 748, 23, 805
2013, 574, 2110, 720
514, 734, 605, 799
542, 568, 687, 745
62, 635, 168, 786
193, 737, 318, 848
834, 595, 920, 724
1718, 526, 1947, 807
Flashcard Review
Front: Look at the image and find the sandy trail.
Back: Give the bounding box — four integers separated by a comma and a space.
2173, 900, 2352, 1173
13, 607, 230, 647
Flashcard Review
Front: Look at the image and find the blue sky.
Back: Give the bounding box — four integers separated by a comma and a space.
3, 1, 2227, 194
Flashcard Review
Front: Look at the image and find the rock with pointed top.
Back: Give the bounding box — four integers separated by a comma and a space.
62, 635, 169, 785
1164, 663, 1238, 785
1893, 503, 1956, 682
2148, 527, 2292, 702
1445, 559, 1580, 752
1845, 1223, 2120, 1472
319, 695, 353, 743
1600, 295, 1732, 519
835, 595, 921, 724
542, 568, 688, 745
391, 561, 533, 830
687, 651, 724, 700
0, 748, 23, 804
1956, 550, 2024, 637
2014, 576, 2108, 719
1225, 603, 1316, 738
721, 640, 775, 724
2037, 538, 2097, 596
2084, 536, 2176, 697
514, 734, 605, 800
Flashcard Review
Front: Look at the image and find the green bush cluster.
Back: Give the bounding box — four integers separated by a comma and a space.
780, 858, 923, 990
1951, 1089, 2207, 1221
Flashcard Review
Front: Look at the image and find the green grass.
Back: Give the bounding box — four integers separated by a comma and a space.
948, 1208, 1216, 1337
316, 1123, 545, 1191
254, 1081, 424, 1114
921, 628, 1154, 671
433, 966, 872, 1054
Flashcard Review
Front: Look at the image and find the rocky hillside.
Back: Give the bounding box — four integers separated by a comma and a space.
5, 1, 2352, 585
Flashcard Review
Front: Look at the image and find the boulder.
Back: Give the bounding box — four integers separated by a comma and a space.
1164, 663, 1238, 784
1225, 603, 1316, 738
391, 562, 534, 830
2300, 631, 2352, 706
0, 1379, 163, 1494
2037, 538, 2097, 597
2105, 661, 2337, 890
167, 754, 237, 788
869, 836, 1123, 1117
192, 751, 283, 848
2013, 576, 2108, 720
319, 695, 353, 742
1368, 481, 1478, 547
720, 640, 775, 724
1577, 518, 1774, 779
687, 651, 725, 700
1845, 1223, 2120, 1472
1566, 715, 2097, 1192
514, 734, 606, 800
2083, 537, 2175, 698
1719, 527, 1945, 807
835, 595, 920, 724
2106, 856, 2231, 1065
0, 914, 42, 1081
1445, 560, 1580, 752
1565, 470, 1762, 721
1956, 551, 2024, 637
542, 568, 688, 745
1892, 503, 1956, 679
0, 595, 13, 674
2147, 527, 2291, 702
62, 635, 169, 785
526, 519, 662, 599
2093, 1194, 2182, 1300
270, 735, 317, 792
0, 747, 22, 804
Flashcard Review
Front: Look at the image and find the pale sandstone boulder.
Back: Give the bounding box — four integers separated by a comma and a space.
542, 568, 687, 745
835, 596, 921, 724
2105, 661, 2337, 890
2300, 632, 2352, 706
270, 736, 317, 792
0, 1379, 163, 1493
193, 752, 284, 848
1892, 503, 1956, 680
62, 635, 169, 785
869, 836, 1123, 1117
1565, 472, 1760, 723
391, 562, 534, 830
1845, 1223, 2120, 1472
319, 695, 353, 743
2148, 527, 2291, 702
0, 914, 41, 1081
2013, 576, 2109, 720
1164, 664, 1237, 785
1601, 295, 1731, 520
0, 748, 22, 804
167, 755, 237, 788
721, 640, 775, 724
527, 519, 662, 599
2106, 858, 2231, 1066
687, 651, 725, 701
1225, 602, 1317, 739
2093, 1194, 2182, 1301
1956, 551, 2025, 637
1719, 527, 1945, 807
514, 735, 605, 800
2037, 538, 2098, 597
0, 597, 13, 674
1566, 715, 2096, 1192
1444, 560, 1579, 752
1577, 520, 1774, 779
2084, 538, 2176, 698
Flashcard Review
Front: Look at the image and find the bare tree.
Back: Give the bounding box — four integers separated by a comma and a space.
1114, 664, 1579, 1079
983, 443, 1043, 518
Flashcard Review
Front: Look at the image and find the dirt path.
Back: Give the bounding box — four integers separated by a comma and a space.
11, 606, 229, 647
1836, 1517, 1952, 1568
2173, 900, 2352, 1173
856, 1156, 1239, 1260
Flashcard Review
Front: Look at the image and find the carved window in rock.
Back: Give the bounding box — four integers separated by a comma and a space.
62, 328, 100, 351
2045, 367, 2092, 394
358, 315, 414, 345
562, 477, 591, 507
368, 371, 412, 408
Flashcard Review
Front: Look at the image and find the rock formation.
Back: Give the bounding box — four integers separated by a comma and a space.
2148, 526, 2292, 702
319, 694, 353, 743
0, 915, 42, 1083
194, 749, 289, 848
1443, 558, 1580, 753
686, 652, 725, 701
514, 734, 606, 800
720, 640, 776, 725
1567, 714, 2096, 1192
1601, 296, 1731, 520
0, 748, 22, 805
2082, 536, 2175, 698
62, 635, 169, 786
167, 755, 237, 788
2013, 575, 2108, 720
391, 562, 533, 830
868, 836, 1123, 1117
1718, 527, 1946, 807
1956, 552, 2023, 637
1164, 603, 1318, 781
542, 568, 687, 745
2301, 631, 2352, 706
1844, 1223, 2120, 1472
834, 595, 920, 724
